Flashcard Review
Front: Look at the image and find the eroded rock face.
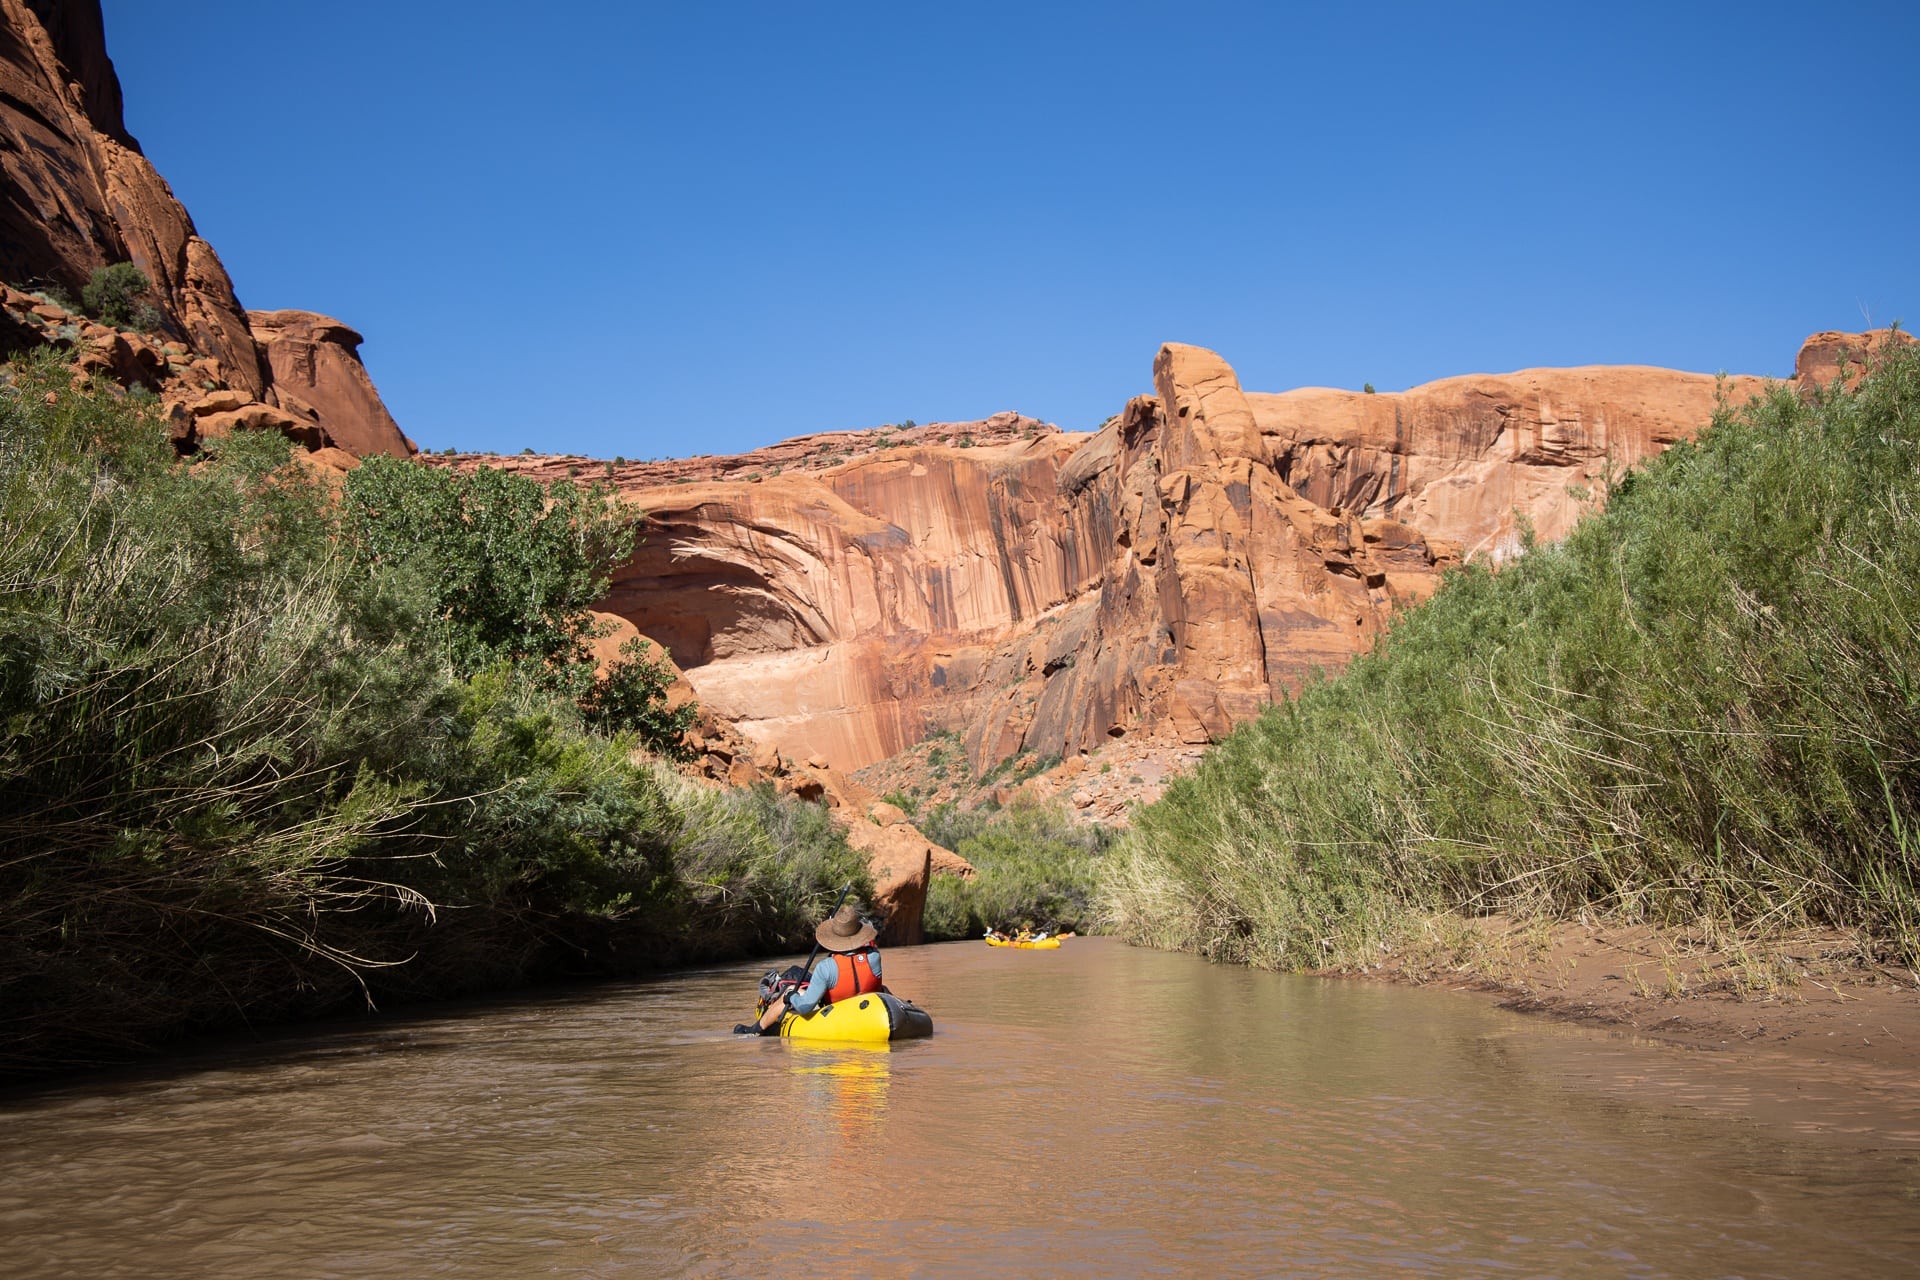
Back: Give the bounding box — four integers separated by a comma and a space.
0, 0, 263, 394
1251, 365, 1772, 562
1795, 329, 1917, 393
620, 436, 1113, 768
836, 791, 969, 945
441, 334, 1889, 780
249, 311, 414, 458
1006, 350, 1788, 761
1010, 349, 1418, 755
454, 419, 1116, 770
0, 2, 407, 461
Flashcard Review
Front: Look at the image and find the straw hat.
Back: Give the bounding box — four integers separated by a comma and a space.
815, 902, 877, 952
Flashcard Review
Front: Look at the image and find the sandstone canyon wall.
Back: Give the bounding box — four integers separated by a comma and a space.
1249, 365, 1772, 561
439, 414, 1114, 770
958, 348, 1771, 762
442, 338, 1862, 781
0, 0, 408, 462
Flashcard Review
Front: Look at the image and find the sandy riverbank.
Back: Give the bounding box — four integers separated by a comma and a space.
1335, 915, 1920, 1075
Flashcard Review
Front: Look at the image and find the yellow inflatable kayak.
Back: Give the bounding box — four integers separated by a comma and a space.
778, 991, 934, 1043
985, 936, 1062, 949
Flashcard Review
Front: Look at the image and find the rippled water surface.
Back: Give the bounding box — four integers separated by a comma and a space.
4, 938, 1920, 1277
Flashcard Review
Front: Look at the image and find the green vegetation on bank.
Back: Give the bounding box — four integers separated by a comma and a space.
339, 457, 696, 754
864, 729, 1116, 940
921, 800, 1114, 940
1103, 340, 1920, 970
0, 354, 864, 1078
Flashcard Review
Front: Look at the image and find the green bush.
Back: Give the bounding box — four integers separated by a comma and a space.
340, 456, 693, 751
80, 262, 161, 330
0, 354, 850, 1077
0, 352, 438, 1063
582, 635, 699, 756
879, 790, 921, 817
341, 458, 629, 693
922, 800, 1114, 940
658, 782, 873, 956
1103, 339, 1920, 969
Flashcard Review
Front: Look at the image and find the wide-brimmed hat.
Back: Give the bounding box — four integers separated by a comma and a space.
816, 903, 877, 952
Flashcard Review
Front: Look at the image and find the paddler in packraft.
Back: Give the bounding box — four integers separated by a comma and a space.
734, 901, 885, 1036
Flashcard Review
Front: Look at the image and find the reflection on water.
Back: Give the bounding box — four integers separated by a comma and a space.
2, 939, 1918, 1278
792, 1041, 891, 1152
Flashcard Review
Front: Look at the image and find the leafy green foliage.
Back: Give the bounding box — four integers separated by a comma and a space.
0, 356, 844, 1077
80, 262, 161, 330
922, 800, 1114, 939
582, 635, 699, 755
1105, 339, 1920, 968
341, 459, 631, 695
340, 457, 696, 750
660, 782, 872, 955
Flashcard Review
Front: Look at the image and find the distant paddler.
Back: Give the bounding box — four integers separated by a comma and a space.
983, 927, 1073, 949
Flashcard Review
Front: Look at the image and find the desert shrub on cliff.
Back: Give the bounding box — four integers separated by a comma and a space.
582, 635, 700, 754
1104, 337, 1920, 969
80, 262, 162, 331
922, 799, 1113, 939
0, 355, 858, 1076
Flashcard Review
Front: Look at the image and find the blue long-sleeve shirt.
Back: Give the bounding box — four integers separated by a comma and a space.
788, 949, 882, 1015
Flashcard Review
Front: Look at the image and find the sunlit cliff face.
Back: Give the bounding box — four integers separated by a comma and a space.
0, 0, 413, 464
580, 344, 1771, 774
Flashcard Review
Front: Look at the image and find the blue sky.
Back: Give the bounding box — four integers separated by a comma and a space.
102, 1, 1918, 457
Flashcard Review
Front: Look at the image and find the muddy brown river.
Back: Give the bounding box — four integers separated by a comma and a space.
3, 938, 1918, 1277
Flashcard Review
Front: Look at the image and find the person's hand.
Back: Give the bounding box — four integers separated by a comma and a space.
733, 1022, 760, 1035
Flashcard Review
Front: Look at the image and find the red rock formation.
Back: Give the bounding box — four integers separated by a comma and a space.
249, 310, 414, 458
443, 417, 1114, 770
1251, 365, 1772, 562
1010, 349, 1781, 760
1007, 348, 1424, 754
612, 429, 1115, 769
441, 333, 1887, 785
0, 0, 264, 394
1794, 329, 1917, 393
0, 1, 408, 461
614, 433, 1121, 771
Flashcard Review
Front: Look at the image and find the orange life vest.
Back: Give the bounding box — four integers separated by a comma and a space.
823, 946, 882, 1004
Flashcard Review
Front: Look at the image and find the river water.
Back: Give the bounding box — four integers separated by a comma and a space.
3, 938, 1918, 1278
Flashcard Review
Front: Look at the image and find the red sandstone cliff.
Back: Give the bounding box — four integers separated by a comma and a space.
438, 414, 1104, 770
441, 335, 1893, 796
0, 0, 408, 462
1021, 349, 1775, 753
